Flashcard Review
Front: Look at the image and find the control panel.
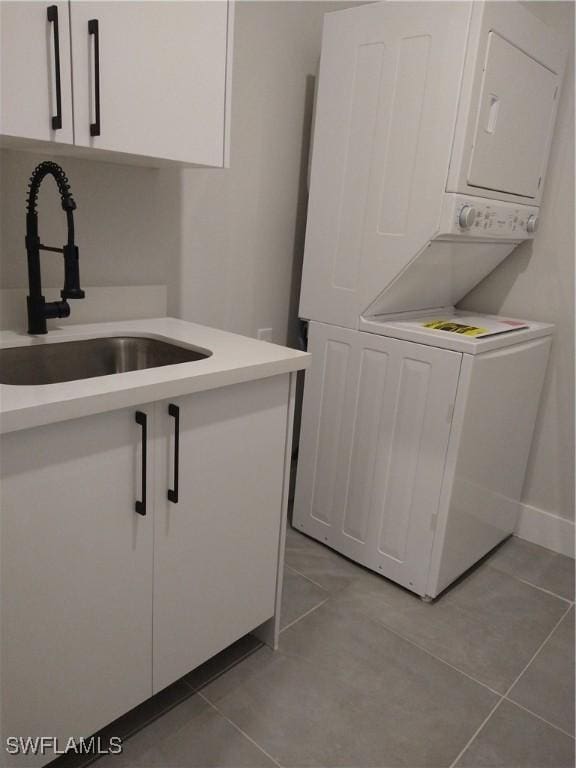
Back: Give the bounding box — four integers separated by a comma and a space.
438, 194, 540, 240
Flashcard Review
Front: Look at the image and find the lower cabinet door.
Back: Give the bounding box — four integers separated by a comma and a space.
0, 406, 154, 767
153, 376, 289, 693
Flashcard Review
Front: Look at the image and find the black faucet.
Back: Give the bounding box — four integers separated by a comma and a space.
25, 161, 85, 335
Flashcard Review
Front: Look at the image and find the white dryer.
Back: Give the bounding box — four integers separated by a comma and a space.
293, 1, 566, 598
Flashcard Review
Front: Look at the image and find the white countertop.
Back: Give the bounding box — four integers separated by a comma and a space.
0, 318, 310, 434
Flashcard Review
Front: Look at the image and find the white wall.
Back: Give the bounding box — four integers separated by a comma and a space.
169, 1, 343, 346
460, 1, 575, 533
0, 148, 181, 291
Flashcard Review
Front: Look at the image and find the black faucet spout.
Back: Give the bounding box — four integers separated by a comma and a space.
25, 161, 85, 335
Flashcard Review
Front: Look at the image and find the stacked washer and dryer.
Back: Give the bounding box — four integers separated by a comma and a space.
293, 1, 566, 599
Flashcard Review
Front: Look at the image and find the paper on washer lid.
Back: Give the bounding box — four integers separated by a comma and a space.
418, 314, 529, 338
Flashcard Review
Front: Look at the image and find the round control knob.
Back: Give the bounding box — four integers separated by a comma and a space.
526, 214, 538, 234
458, 205, 477, 229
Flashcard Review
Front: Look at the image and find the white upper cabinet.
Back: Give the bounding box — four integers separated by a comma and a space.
69, 1, 230, 166
0, 1, 232, 166
0, 1, 74, 144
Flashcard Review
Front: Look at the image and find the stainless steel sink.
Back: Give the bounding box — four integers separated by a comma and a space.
0, 336, 211, 386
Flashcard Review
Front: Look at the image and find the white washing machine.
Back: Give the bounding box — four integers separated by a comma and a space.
296, 314, 552, 599
293, 1, 567, 598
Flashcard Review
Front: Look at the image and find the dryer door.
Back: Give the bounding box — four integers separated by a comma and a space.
467, 32, 558, 199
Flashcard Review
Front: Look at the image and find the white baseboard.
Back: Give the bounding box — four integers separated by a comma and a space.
515, 503, 575, 559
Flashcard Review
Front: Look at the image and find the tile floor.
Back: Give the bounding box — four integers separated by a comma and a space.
53, 530, 574, 768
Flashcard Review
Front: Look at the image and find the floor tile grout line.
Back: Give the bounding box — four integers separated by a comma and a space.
503, 696, 576, 741
279, 585, 504, 699
449, 603, 575, 767
331, 600, 504, 697
284, 562, 331, 592
448, 697, 505, 768
501, 603, 573, 699
487, 566, 575, 604
198, 691, 283, 768
280, 597, 331, 634
316, 566, 573, 702
372, 627, 502, 695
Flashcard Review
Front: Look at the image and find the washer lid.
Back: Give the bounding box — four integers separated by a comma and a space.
359, 311, 554, 354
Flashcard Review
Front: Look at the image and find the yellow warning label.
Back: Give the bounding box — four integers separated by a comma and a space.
423, 321, 488, 336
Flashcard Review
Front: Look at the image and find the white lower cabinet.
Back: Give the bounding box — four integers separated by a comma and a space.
0, 375, 291, 766
153, 377, 288, 692
0, 405, 155, 767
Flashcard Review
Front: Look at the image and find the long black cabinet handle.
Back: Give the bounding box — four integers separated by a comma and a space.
135, 411, 147, 515
168, 404, 180, 504
47, 6, 62, 130
88, 19, 101, 136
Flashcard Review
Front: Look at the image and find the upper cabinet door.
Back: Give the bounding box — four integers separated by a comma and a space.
70, 1, 230, 166
0, 1, 74, 144
467, 33, 558, 199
